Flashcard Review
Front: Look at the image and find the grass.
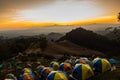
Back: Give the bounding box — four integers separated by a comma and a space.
94, 68, 120, 80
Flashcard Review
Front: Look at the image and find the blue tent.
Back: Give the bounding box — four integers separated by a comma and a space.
0, 64, 3, 69
109, 59, 118, 64
47, 71, 68, 80
72, 64, 94, 80
93, 59, 111, 73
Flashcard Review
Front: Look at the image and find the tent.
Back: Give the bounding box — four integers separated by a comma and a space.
93, 59, 111, 73
22, 68, 32, 74
109, 58, 118, 64
41, 67, 52, 78
0, 64, 3, 69
72, 64, 94, 80
59, 63, 72, 73
47, 71, 68, 80
19, 73, 34, 80
4, 73, 17, 80
50, 61, 59, 70
75, 59, 86, 64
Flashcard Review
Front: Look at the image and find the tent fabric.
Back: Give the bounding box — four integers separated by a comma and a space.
50, 61, 59, 70
109, 59, 118, 64
80, 57, 89, 62
19, 73, 34, 80
72, 64, 94, 80
93, 57, 101, 61
47, 71, 68, 80
41, 67, 52, 78
36, 65, 45, 72
75, 59, 86, 64
93, 59, 111, 73
64, 60, 72, 64
0, 64, 3, 68
59, 63, 72, 72
22, 68, 32, 74
4, 73, 17, 80
23, 74, 34, 80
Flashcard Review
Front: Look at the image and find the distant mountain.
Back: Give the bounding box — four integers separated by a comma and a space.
95, 30, 109, 35
0, 26, 76, 38
58, 27, 120, 56
95, 26, 120, 40
46, 32, 64, 41
105, 27, 120, 40
81, 23, 120, 31
87, 23, 120, 35
0, 23, 119, 38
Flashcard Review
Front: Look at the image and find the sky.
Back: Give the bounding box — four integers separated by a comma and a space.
0, 0, 120, 30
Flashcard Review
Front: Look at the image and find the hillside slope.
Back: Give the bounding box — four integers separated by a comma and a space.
25, 40, 105, 58
58, 27, 120, 56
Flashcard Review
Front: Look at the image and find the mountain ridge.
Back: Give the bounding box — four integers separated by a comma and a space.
58, 27, 120, 56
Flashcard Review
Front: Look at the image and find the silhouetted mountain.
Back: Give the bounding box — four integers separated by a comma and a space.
46, 32, 64, 41
105, 27, 120, 39
59, 27, 120, 56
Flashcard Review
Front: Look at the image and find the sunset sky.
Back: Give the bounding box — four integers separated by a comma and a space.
0, 0, 120, 30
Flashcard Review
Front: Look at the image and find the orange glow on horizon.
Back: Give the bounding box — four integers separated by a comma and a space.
0, 16, 117, 30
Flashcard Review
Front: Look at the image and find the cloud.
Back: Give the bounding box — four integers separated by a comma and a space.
0, 0, 119, 22
95, 0, 120, 15
0, 0, 55, 22
66, 0, 120, 15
